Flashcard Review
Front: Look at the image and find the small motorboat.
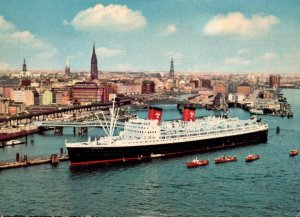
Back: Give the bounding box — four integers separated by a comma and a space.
186, 157, 209, 168
215, 156, 237, 164
6, 139, 24, 146
289, 150, 298, 157
245, 154, 260, 162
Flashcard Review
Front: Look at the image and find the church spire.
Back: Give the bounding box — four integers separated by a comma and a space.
90, 42, 98, 80
22, 58, 27, 72
169, 57, 174, 80
65, 56, 70, 77
93, 41, 96, 55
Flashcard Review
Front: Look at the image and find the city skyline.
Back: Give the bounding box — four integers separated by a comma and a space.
0, 0, 299, 73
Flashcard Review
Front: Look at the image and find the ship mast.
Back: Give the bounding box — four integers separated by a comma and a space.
109, 96, 115, 138
109, 96, 119, 138
94, 95, 119, 143
95, 112, 109, 136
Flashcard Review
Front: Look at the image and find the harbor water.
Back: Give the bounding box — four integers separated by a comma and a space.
0, 89, 299, 216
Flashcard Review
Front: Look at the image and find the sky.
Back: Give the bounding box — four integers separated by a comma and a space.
0, 0, 299, 73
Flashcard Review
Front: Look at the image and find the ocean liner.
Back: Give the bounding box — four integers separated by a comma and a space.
66, 101, 268, 166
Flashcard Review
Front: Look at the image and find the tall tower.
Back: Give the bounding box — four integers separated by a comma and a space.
20, 58, 31, 86
169, 57, 174, 80
90, 42, 98, 80
65, 57, 70, 77
22, 58, 27, 72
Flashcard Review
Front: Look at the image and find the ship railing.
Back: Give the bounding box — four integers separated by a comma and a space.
161, 127, 241, 136
118, 127, 266, 145
159, 126, 262, 140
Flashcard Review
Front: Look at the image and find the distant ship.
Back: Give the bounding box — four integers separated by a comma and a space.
66, 101, 268, 167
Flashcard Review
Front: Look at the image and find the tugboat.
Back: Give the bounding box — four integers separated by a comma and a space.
245, 154, 260, 162
214, 156, 237, 164
186, 157, 209, 168
289, 150, 298, 157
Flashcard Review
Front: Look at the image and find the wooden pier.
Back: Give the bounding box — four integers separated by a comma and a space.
0, 154, 69, 170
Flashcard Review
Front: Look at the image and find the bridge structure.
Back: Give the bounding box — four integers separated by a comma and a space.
35, 120, 125, 128
0, 99, 131, 127
34, 120, 125, 135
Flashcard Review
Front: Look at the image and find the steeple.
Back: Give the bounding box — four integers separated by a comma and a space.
22, 58, 27, 72
90, 42, 98, 80
92, 42, 96, 56
20, 58, 31, 78
169, 57, 174, 79
65, 56, 70, 77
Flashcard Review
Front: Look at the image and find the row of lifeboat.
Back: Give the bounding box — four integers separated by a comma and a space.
186, 149, 298, 168
186, 155, 238, 168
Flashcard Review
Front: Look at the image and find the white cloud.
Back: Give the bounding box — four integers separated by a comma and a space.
162, 24, 177, 36
62, 19, 69, 26
260, 52, 278, 61
96, 47, 125, 57
0, 16, 58, 61
224, 56, 250, 65
0, 16, 14, 31
66, 3, 147, 32
203, 12, 279, 37
164, 51, 184, 59
11, 31, 47, 48
35, 48, 59, 60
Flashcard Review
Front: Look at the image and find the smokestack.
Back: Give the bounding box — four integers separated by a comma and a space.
148, 107, 163, 123
182, 106, 195, 122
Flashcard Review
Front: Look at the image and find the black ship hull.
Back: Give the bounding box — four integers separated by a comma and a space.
67, 129, 268, 166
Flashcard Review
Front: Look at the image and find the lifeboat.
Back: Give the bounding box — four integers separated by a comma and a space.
215, 156, 237, 164
150, 153, 165, 158
289, 150, 298, 157
186, 157, 209, 168
245, 154, 260, 162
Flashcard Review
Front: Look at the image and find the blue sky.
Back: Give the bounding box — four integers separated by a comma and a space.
0, 0, 299, 73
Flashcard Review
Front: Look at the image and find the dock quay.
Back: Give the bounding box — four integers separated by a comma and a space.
0, 153, 69, 170
240, 88, 293, 118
